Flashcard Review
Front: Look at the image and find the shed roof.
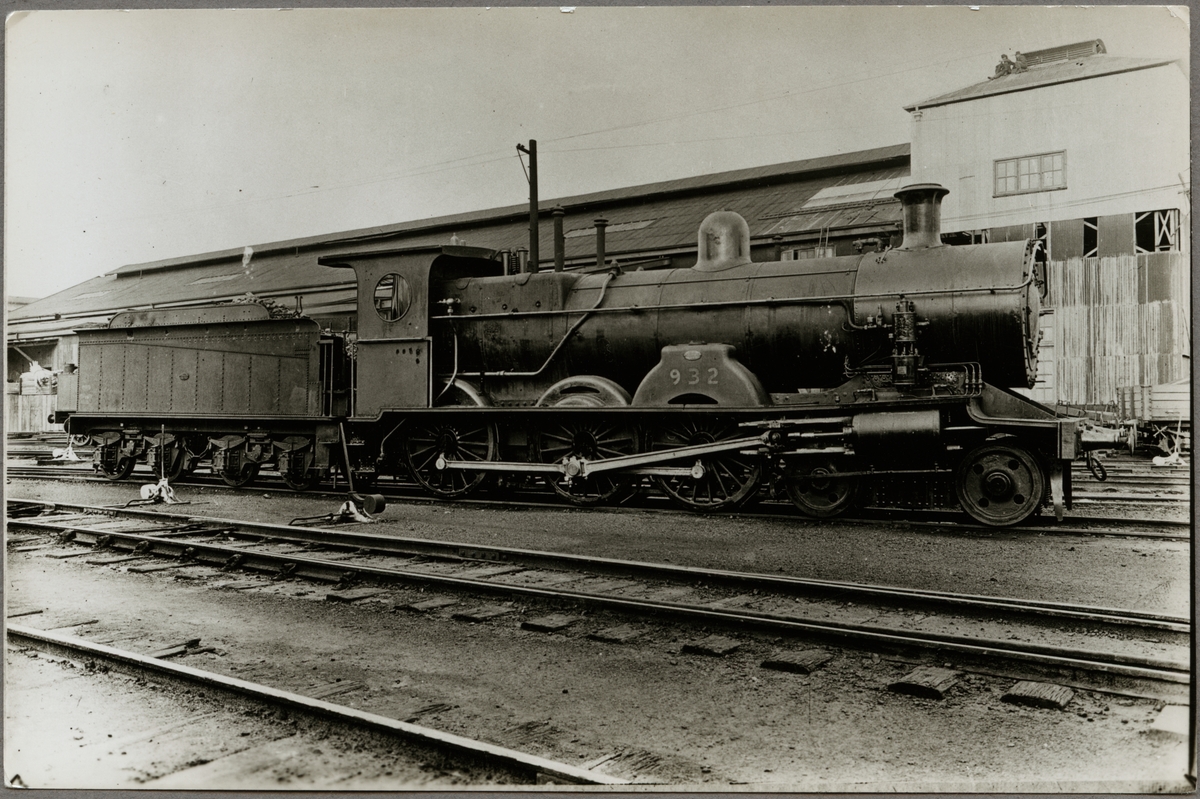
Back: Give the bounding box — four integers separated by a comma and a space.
904, 54, 1177, 111
11, 143, 909, 332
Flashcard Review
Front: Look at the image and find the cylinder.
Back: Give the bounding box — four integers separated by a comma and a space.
851, 409, 942, 463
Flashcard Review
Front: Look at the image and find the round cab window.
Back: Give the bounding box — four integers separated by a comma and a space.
373, 273, 411, 322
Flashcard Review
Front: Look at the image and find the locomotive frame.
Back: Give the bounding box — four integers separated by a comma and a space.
56, 183, 1084, 527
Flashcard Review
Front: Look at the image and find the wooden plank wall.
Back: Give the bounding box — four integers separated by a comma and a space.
5, 393, 63, 435
1047, 253, 1189, 406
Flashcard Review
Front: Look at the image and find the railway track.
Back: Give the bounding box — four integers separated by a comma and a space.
8, 499, 1189, 701
6, 623, 626, 787
13, 457, 1193, 492
6, 462, 1190, 542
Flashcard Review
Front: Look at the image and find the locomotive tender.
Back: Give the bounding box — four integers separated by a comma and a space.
56, 183, 1082, 526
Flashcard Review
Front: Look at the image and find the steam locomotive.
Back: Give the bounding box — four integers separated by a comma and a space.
56, 183, 1083, 526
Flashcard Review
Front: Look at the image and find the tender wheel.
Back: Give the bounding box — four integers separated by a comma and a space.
221, 462, 260, 488
165, 446, 189, 480
647, 419, 761, 512
785, 461, 858, 519
536, 419, 639, 506
403, 381, 496, 499
69, 434, 91, 447
282, 469, 321, 491
151, 442, 189, 481
100, 454, 135, 481
176, 436, 206, 479
955, 444, 1045, 526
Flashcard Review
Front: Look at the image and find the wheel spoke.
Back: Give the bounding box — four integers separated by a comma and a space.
650, 422, 760, 512
409, 446, 439, 473
404, 397, 495, 499
709, 464, 731, 500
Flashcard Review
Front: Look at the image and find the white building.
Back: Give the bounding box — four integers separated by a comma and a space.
906, 40, 1189, 407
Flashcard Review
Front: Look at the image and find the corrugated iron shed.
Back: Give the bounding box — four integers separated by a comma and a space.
11, 143, 908, 336
904, 55, 1177, 111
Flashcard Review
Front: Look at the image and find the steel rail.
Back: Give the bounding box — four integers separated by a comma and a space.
11, 499, 1189, 628
10, 502, 1188, 686
1072, 492, 1188, 502
6, 469, 1190, 540
22, 530, 1189, 687
5, 624, 628, 787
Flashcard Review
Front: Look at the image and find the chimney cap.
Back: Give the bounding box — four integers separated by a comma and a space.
894, 183, 949, 201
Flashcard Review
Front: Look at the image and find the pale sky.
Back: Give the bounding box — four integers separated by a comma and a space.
4, 5, 1190, 300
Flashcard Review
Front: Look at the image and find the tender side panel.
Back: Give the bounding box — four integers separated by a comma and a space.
75, 318, 323, 418
173, 350, 199, 412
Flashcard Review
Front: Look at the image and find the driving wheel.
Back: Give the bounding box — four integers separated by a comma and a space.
647, 419, 761, 512
534, 377, 639, 506
403, 381, 497, 499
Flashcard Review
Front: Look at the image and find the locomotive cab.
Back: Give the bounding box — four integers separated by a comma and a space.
318, 245, 503, 417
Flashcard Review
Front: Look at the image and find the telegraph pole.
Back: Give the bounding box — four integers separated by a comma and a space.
517, 140, 539, 272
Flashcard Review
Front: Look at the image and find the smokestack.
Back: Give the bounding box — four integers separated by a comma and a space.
594, 218, 608, 268
893, 183, 949, 250
552, 207, 565, 272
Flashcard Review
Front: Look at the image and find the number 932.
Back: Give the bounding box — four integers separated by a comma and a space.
669, 367, 719, 386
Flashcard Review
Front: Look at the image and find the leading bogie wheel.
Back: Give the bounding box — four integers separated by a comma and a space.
955, 444, 1045, 526
785, 461, 858, 519
647, 419, 762, 512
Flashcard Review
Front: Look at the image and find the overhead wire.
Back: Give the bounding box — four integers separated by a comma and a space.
96, 44, 1100, 225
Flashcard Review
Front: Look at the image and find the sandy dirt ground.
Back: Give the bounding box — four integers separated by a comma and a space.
4, 477, 1193, 790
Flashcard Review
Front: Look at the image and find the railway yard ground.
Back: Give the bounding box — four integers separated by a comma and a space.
3, 452, 1194, 791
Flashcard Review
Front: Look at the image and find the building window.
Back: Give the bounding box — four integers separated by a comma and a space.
1032, 222, 1049, 264
994, 152, 1066, 196
781, 246, 835, 260
1083, 218, 1098, 258
1135, 209, 1179, 253
941, 230, 990, 246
